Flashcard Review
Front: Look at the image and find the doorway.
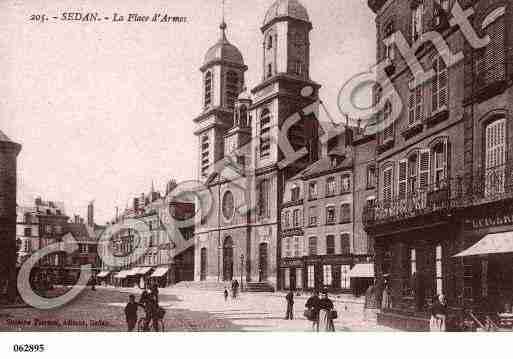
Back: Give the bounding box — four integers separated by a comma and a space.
223, 237, 234, 281
200, 248, 207, 281
258, 243, 268, 282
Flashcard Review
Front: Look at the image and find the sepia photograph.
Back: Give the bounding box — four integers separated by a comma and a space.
0, 0, 512, 352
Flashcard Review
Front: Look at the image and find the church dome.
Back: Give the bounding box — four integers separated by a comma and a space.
203, 22, 244, 67
263, 0, 310, 27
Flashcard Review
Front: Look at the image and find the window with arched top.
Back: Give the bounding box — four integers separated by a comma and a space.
484, 118, 506, 196
475, 6, 506, 90
226, 71, 238, 109
260, 109, 271, 158
204, 71, 212, 107
267, 35, 273, 50
239, 105, 248, 127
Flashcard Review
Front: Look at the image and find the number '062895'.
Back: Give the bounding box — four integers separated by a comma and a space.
12, 344, 45, 352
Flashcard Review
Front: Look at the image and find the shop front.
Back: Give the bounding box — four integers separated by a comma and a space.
280, 258, 304, 291
453, 205, 513, 330
307, 255, 353, 293
150, 266, 170, 288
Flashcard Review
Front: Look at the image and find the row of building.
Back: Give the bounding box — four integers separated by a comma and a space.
16, 198, 104, 286
189, 0, 513, 331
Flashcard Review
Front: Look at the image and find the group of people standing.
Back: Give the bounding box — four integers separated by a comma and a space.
283, 288, 337, 331
224, 279, 240, 301
124, 284, 162, 332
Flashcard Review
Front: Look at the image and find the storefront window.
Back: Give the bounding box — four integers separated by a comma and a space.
284, 268, 290, 289
323, 265, 332, 286
296, 268, 303, 289
307, 265, 315, 288
410, 248, 416, 276
341, 265, 350, 289
436, 245, 443, 295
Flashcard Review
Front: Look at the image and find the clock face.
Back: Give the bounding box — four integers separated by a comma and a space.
222, 191, 235, 221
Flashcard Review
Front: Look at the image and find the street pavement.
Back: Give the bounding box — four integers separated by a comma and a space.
0, 286, 395, 332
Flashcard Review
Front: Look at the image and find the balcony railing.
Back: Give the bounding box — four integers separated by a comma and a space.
363, 163, 513, 228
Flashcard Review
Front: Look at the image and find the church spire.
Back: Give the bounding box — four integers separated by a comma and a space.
220, 0, 227, 40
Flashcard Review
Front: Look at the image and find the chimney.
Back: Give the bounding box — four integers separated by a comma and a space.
87, 201, 94, 226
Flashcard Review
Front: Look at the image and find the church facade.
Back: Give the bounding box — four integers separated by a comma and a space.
192, 0, 322, 290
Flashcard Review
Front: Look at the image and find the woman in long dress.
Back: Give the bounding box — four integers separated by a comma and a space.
318, 288, 335, 332
429, 294, 447, 332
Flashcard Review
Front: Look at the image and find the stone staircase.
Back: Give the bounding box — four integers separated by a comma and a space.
172, 281, 227, 292
245, 282, 275, 293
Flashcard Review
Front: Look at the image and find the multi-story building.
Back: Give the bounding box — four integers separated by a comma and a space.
0, 130, 21, 302
17, 199, 104, 285
193, 0, 322, 291
280, 128, 376, 294
99, 186, 195, 288
363, 0, 513, 330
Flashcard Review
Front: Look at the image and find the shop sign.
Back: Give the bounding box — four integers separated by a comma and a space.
466, 212, 513, 230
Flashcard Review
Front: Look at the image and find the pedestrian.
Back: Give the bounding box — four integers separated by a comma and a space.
91, 276, 96, 291
124, 295, 139, 332
381, 281, 391, 311
318, 288, 335, 332
305, 290, 320, 332
285, 290, 294, 320
363, 280, 378, 322
234, 279, 239, 299
224, 287, 229, 302
150, 283, 159, 305
430, 294, 448, 332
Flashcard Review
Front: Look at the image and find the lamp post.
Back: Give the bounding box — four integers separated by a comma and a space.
240, 254, 244, 292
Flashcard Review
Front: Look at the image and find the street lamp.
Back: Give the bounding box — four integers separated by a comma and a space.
240, 254, 244, 292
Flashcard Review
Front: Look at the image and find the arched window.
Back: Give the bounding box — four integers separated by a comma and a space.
239, 105, 248, 127
204, 71, 212, 107
260, 109, 271, 158
475, 7, 506, 89
267, 35, 273, 50
485, 118, 506, 196
267, 64, 273, 79
226, 71, 238, 109
258, 179, 270, 218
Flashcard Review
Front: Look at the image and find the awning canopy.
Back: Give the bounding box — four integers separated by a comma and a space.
96, 271, 110, 278
114, 270, 129, 279
454, 232, 513, 257
151, 267, 169, 278
349, 263, 375, 278
138, 267, 153, 275
127, 268, 141, 276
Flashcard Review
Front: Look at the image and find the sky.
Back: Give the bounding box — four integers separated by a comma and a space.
0, 0, 376, 224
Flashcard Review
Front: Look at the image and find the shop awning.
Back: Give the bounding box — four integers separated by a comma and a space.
151, 267, 169, 278
126, 268, 141, 276
96, 271, 110, 278
114, 270, 128, 279
349, 263, 374, 278
138, 267, 153, 275
454, 232, 513, 257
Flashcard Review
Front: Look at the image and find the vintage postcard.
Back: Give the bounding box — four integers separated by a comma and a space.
0, 0, 512, 341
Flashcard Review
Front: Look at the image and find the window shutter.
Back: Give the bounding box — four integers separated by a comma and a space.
398, 159, 408, 199
439, 59, 448, 108
383, 167, 393, 202
432, 57, 439, 111
486, 17, 505, 84
409, 88, 415, 126
419, 149, 431, 189
443, 138, 450, 181
416, 86, 424, 124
